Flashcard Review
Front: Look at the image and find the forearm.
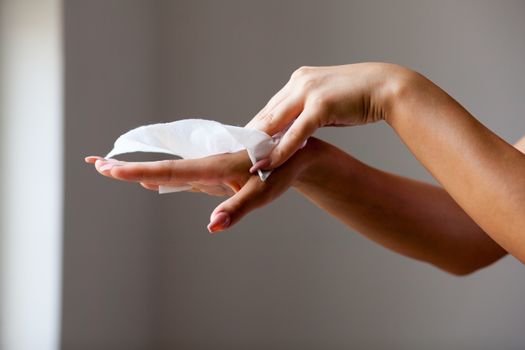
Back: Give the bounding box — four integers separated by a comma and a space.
385, 69, 525, 263
294, 138, 506, 275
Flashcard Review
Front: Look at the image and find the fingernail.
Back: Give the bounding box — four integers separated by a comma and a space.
85, 156, 104, 164
99, 163, 116, 171
207, 212, 231, 233
99, 162, 124, 172
249, 158, 271, 173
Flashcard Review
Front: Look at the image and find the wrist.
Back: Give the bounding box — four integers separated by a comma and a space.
380, 65, 427, 125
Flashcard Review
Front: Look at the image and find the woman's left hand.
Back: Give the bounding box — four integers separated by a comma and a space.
85, 141, 315, 233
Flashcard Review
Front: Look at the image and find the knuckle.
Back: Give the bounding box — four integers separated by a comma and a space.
300, 77, 317, 92
286, 126, 302, 141
166, 158, 181, 166
259, 112, 277, 130
163, 159, 178, 170
292, 66, 320, 92
308, 94, 331, 112
260, 112, 274, 122
110, 166, 127, 178
291, 65, 313, 80
163, 159, 178, 182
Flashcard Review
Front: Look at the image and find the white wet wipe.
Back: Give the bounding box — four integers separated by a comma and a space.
105, 119, 279, 194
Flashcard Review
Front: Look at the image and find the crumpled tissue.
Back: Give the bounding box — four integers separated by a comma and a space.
105, 119, 279, 194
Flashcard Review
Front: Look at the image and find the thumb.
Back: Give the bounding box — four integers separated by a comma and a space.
207, 176, 272, 233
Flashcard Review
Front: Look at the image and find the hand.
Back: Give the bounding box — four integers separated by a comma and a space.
85, 139, 316, 233
246, 62, 410, 171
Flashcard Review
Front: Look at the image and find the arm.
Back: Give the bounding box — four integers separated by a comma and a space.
246, 63, 525, 265
384, 71, 525, 264
87, 135, 508, 275
294, 138, 507, 275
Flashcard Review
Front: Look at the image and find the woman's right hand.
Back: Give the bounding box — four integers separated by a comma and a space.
246, 62, 413, 172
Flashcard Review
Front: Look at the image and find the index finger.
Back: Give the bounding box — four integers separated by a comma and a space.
245, 93, 303, 137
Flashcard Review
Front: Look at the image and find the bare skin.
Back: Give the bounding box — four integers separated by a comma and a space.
86, 63, 525, 275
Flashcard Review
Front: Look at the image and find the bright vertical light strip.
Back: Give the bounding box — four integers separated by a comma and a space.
0, 0, 63, 349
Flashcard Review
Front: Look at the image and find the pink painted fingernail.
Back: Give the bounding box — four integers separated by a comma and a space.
85, 156, 103, 163
207, 212, 231, 233
249, 158, 271, 173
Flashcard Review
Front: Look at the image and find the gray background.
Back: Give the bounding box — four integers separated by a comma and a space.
63, 0, 525, 349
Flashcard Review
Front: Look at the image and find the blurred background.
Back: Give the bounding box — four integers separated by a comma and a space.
1, 0, 525, 349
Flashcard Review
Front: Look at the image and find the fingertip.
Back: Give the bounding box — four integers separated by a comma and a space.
207, 211, 231, 233
207, 223, 219, 234
85, 156, 104, 164
249, 158, 271, 173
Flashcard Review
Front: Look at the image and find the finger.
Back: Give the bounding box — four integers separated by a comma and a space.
249, 106, 320, 172
207, 163, 297, 234
207, 150, 302, 233
207, 176, 271, 233
265, 107, 320, 168
208, 165, 299, 233
110, 158, 208, 184
140, 182, 159, 191
245, 93, 303, 136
